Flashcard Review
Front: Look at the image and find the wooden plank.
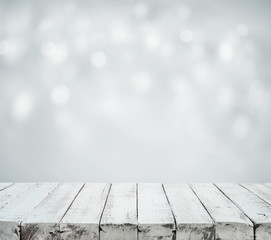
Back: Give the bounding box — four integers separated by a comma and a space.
241, 183, 271, 205
21, 183, 84, 240
0, 183, 13, 191
190, 183, 254, 240
60, 183, 111, 240
163, 183, 214, 240
100, 183, 137, 240
0, 182, 58, 240
0, 183, 35, 209
138, 183, 175, 240
216, 183, 271, 239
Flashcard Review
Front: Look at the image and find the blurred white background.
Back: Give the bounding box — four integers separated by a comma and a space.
0, 0, 271, 182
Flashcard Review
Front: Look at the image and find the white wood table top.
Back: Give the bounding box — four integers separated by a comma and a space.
0, 183, 270, 240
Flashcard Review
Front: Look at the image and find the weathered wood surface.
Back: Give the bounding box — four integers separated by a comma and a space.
0, 183, 35, 209
21, 183, 84, 240
216, 183, 271, 239
100, 183, 137, 240
241, 183, 271, 205
163, 183, 214, 240
0, 183, 13, 191
190, 183, 254, 240
0, 182, 271, 240
0, 182, 58, 240
138, 183, 175, 240
60, 183, 111, 240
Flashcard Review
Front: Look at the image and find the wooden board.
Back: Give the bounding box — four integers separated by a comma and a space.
138, 183, 175, 240
190, 183, 254, 240
100, 183, 137, 240
21, 183, 84, 240
0, 182, 58, 240
60, 183, 111, 240
0, 183, 13, 191
241, 183, 271, 205
163, 183, 214, 240
0, 182, 270, 239
0, 183, 35, 209
216, 183, 271, 239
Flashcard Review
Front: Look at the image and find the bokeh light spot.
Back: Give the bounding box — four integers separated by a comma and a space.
13, 94, 33, 120
144, 33, 161, 50
51, 85, 70, 105
134, 3, 148, 17
219, 42, 234, 61
179, 29, 193, 43
110, 22, 132, 43
237, 23, 249, 36
0, 40, 10, 55
217, 87, 234, 108
132, 72, 152, 92
41, 41, 68, 63
160, 43, 173, 57
179, 5, 190, 19
91, 51, 107, 67
232, 115, 251, 139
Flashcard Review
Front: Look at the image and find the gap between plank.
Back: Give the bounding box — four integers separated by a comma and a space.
98, 183, 112, 234
0, 183, 14, 192
136, 183, 139, 240
213, 183, 256, 240
239, 183, 271, 207
18, 183, 60, 237
188, 184, 216, 240
161, 184, 176, 240
59, 183, 86, 226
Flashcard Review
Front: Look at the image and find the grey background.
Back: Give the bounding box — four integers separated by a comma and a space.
0, 0, 271, 182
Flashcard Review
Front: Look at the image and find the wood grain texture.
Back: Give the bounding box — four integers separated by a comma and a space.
60, 183, 111, 240
190, 183, 254, 240
0, 183, 35, 209
1, 182, 271, 239
21, 183, 84, 240
240, 183, 271, 205
0, 182, 58, 240
216, 183, 271, 239
100, 183, 137, 240
138, 183, 175, 240
163, 183, 214, 240
0, 183, 13, 191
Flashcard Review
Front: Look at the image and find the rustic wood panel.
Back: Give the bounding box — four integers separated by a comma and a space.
216, 183, 271, 239
138, 183, 175, 240
241, 183, 271, 205
190, 183, 254, 240
0, 183, 13, 191
0, 183, 35, 209
21, 183, 84, 240
60, 183, 111, 240
0, 182, 270, 239
0, 182, 58, 240
100, 183, 137, 240
163, 183, 214, 240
